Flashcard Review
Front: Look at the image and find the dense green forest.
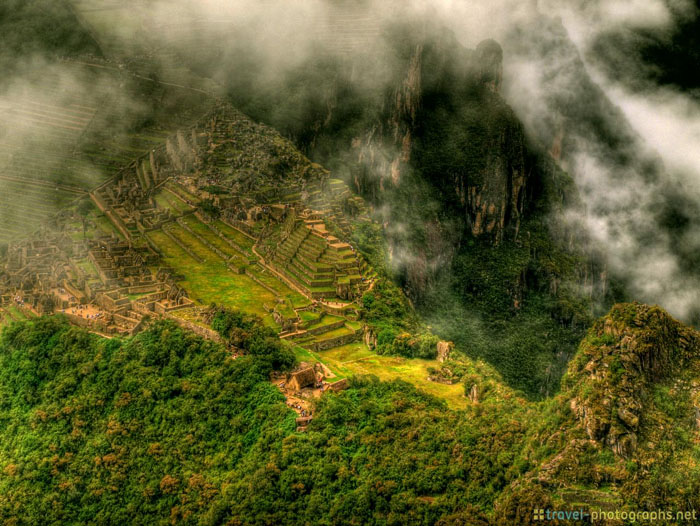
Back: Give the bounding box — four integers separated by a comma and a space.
2, 305, 698, 524
0, 315, 531, 525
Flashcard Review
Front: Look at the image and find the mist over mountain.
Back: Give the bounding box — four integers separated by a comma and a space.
1, 1, 699, 524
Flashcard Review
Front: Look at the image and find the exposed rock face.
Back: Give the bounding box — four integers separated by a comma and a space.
475, 39, 503, 93
437, 340, 454, 362
565, 303, 700, 458
467, 383, 479, 403
353, 41, 423, 194
463, 107, 527, 243
363, 325, 378, 350
351, 33, 530, 247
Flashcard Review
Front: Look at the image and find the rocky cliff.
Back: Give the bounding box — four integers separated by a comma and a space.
498, 302, 700, 519
350, 29, 529, 245
566, 303, 700, 458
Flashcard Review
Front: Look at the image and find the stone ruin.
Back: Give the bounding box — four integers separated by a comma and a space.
1, 103, 375, 339
0, 231, 193, 336
91, 151, 173, 242
269, 208, 372, 301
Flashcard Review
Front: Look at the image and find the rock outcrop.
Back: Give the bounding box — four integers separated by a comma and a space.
475, 39, 503, 93
565, 303, 700, 458
496, 303, 700, 520
437, 340, 454, 362
351, 32, 529, 245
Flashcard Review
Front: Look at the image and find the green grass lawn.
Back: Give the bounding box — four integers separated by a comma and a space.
213, 220, 255, 254
155, 190, 192, 214
166, 182, 200, 204
299, 310, 320, 323
76, 258, 99, 278
247, 266, 309, 307
308, 314, 344, 329
168, 224, 225, 263
147, 230, 277, 319
318, 343, 468, 409
182, 215, 242, 259
164, 224, 307, 308
313, 325, 355, 341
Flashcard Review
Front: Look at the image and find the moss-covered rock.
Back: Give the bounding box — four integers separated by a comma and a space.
565, 303, 700, 458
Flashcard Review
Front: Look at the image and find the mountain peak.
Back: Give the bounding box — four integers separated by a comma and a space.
565, 303, 700, 457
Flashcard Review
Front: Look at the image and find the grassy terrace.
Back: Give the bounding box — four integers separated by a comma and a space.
181, 215, 243, 259
167, 224, 225, 264
306, 313, 345, 329
165, 182, 200, 205
0, 182, 79, 242
291, 346, 347, 382
212, 220, 255, 254
1, 305, 36, 324
290, 342, 468, 409
0, 49, 218, 242
162, 220, 309, 311
322, 343, 468, 409
64, 204, 121, 242
299, 310, 321, 323
155, 189, 193, 214
147, 229, 278, 321
94, 213, 121, 238
313, 325, 355, 341
248, 266, 309, 307
0, 306, 30, 327
75, 258, 99, 278
284, 264, 336, 297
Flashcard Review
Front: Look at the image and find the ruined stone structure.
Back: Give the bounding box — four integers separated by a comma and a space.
2, 104, 374, 346
91, 156, 173, 241
264, 204, 373, 303
0, 231, 193, 336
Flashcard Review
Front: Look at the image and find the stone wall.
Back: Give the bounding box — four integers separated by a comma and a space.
62, 312, 112, 334
222, 217, 257, 240
244, 268, 279, 295
164, 312, 223, 343
306, 319, 346, 336
311, 330, 361, 351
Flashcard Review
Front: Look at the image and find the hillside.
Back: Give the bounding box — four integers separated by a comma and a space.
0, 304, 698, 524
0, 0, 219, 243
174, 14, 614, 397
498, 303, 700, 522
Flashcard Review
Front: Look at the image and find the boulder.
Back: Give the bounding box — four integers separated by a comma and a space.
437, 341, 454, 363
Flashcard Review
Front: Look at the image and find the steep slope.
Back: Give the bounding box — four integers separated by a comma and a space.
0, 0, 101, 79
497, 303, 700, 521
291, 21, 606, 397
500, 10, 700, 323
1, 304, 698, 524
0, 0, 220, 244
